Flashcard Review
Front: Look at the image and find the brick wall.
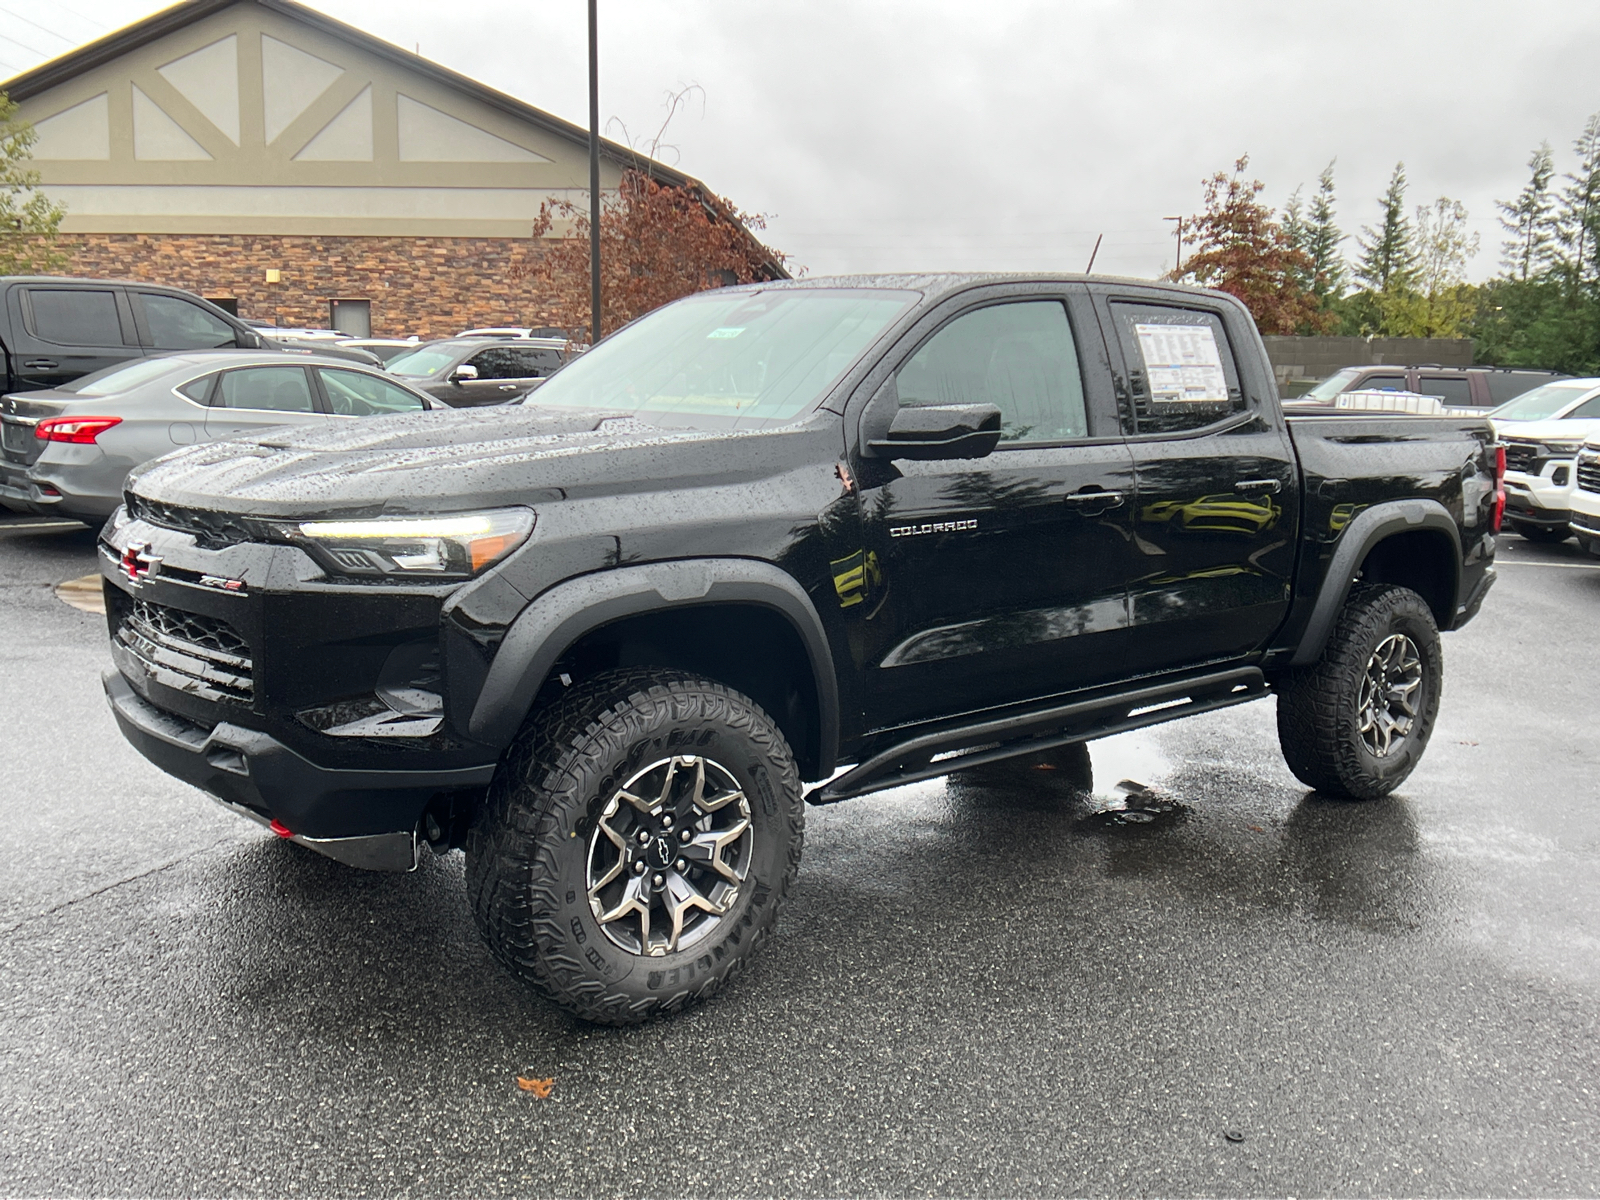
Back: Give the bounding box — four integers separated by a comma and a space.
62, 233, 571, 339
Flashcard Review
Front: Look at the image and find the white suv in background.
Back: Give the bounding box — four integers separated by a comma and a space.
1571, 437, 1600, 557
1490, 378, 1600, 542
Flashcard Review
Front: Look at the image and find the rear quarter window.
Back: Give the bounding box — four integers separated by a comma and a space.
1487, 373, 1558, 405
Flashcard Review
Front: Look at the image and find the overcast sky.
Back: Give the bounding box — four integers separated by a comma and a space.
8, 0, 1600, 282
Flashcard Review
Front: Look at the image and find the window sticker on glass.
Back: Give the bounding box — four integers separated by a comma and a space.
1134, 323, 1228, 403
706, 327, 745, 339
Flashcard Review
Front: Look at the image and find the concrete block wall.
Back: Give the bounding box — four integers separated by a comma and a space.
1260, 335, 1475, 384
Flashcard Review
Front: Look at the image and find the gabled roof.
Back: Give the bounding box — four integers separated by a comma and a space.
0, 0, 694, 187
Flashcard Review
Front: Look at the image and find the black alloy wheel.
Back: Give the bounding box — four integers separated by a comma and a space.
466, 668, 803, 1025
1275, 583, 1443, 801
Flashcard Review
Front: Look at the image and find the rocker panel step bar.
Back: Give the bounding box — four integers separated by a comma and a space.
808, 666, 1267, 805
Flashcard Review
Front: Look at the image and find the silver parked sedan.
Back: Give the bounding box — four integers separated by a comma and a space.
0, 351, 440, 523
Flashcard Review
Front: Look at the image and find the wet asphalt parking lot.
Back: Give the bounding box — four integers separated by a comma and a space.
1, 512, 1597, 1197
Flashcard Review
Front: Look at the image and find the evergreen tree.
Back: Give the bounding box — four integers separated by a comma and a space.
1303, 160, 1346, 301
1554, 113, 1600, 292
1498, 142, 1556, 281
1281, 185, 1309, 292
1355, 162, 1418, 292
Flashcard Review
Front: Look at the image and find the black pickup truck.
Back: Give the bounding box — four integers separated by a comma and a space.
97, 274, 1501, 1024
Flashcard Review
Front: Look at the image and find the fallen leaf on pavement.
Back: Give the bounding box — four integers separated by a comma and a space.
516, 1076, 555, 1098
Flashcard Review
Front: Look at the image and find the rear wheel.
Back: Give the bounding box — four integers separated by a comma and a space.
1511, 521, 1570, 543
466, 668, 804, 1025
1275, 584, 1442, 801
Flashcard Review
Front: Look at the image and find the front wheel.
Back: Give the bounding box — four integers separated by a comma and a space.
1275, 583, 1443, 801
466, 669, 804, 1025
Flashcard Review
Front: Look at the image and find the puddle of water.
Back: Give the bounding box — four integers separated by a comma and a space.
1075, 779, 1191, 833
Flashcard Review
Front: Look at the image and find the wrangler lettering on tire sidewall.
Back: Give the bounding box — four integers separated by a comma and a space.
1276, 583, 1444, 802
466, 669, 804, 1025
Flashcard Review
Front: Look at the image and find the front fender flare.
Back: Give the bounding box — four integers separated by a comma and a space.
468, 558, 841, 772
1289, 498, 1462, 667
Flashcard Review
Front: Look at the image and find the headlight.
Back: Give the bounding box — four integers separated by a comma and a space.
296, 508, 534, 580
1541, 440, 1584, 455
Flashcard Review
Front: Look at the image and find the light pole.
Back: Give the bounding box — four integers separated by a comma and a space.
588, 0, 601, 346
1164, 215, 1185, 273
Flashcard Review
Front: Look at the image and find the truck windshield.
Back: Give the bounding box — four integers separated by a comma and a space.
1491, 381, 1599, 421
1301, 368, 1363, 402
527, 288, 919, 429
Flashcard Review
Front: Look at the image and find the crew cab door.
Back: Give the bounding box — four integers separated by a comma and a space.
848, 285, 1136, 731
5, 283, 142, 392
1095, 289, 1298, 676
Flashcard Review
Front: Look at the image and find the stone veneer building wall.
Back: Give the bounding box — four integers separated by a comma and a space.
5, 0, 719, 337
60, 233, 555, 338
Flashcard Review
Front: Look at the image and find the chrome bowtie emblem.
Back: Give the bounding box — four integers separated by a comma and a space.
121, 542, 161, 586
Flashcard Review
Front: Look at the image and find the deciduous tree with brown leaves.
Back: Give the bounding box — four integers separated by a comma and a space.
1170, 155, 1328, 334
521, 168, 788, 340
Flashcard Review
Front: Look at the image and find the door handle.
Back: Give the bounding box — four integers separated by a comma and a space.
498, 384, 518, 391
23, 359, 58, 369
1234, 478, 1283, 494
1064, 489, 1125, 509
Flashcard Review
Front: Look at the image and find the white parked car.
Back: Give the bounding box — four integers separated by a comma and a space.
1488, 378, 1600, 542
1571, 436, 1600, 557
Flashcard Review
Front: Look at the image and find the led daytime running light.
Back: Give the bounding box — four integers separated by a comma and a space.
298, 515, 501, 539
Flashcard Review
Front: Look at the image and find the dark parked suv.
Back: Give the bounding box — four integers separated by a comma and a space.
1294, 364, 1564, 409
0, 276, 379, 395
385, 337, 569, 406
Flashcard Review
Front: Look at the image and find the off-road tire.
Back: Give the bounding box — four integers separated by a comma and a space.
1510, 521, 1570, 544
1275, 583, 1443, 801
466, 668, 804, 1025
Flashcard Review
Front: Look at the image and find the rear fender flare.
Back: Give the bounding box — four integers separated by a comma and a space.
468, 559, 840, 771
1289, 499, 1462, 667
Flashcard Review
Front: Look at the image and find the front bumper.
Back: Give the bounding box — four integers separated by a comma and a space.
105, 669, 495, 870
1503, 467, 1573, 527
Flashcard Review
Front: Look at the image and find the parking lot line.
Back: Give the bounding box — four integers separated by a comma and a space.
0, 521, 84, 533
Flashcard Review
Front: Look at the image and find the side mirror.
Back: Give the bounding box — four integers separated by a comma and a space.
237, 329, 263, 349
449, 364, 479, 383
867, 403, 1002, 460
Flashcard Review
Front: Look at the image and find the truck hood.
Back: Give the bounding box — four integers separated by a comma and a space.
125, 405, 808, 519
1494, 417, 1600, 442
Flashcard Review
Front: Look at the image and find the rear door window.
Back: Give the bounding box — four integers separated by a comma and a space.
1356, 373, 1409, 392
140, 293, 239, 350
1419, 376, 1474, 406
214, 366, 315, 412
895, 300, 1090, 443
1108, 302, 1244, 434
318, 368, 428, 415
25, 288, 125, 346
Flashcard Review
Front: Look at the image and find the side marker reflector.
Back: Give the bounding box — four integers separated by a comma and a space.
269, 819, 294, 838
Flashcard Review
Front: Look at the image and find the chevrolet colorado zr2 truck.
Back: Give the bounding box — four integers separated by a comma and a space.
98, 275, 1502, 1024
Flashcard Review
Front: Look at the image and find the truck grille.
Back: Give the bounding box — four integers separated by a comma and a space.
1502, 441, 1539, 475
125, 495, 273, 550
114, 598, 253, 703
1578, 454, 1600, 494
